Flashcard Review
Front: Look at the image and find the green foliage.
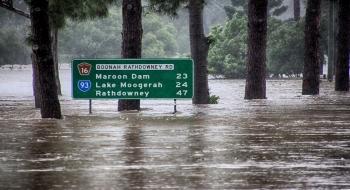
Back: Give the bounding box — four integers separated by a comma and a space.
208, 14, 247, 78
59, 7, 179, 62
48, 0, 115, 29
0, 7, 30, 66
209, 94, 220, 104
0, 29, 30, 66
143, 13, 178, 57
208, 14, 306, 78
224, 0, 287, 19
267, 19, 305, 76
148, 0, 190, 16
59, 7, 122, 61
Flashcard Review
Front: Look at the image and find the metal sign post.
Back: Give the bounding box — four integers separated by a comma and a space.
89, 99, 92, 114
72, 59, 193, 113
173, 99, 177, 114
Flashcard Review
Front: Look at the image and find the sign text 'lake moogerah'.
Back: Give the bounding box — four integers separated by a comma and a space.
72, 59, 193, 99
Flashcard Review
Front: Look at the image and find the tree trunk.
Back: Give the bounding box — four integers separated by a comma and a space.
327, 0, 336, 82
320, 48, 325, 76
51, 27, 62, 95
29, 0, 62, 119
118, 0, 142, 111
189, 0, 209, 104
302, 0, 321, 95
294, 0, 301, 21
245, 0, 268, 100
31, 53, 41, 109
335, 0, 350, 91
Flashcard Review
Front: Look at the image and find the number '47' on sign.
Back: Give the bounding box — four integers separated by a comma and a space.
176, 90, 188, 96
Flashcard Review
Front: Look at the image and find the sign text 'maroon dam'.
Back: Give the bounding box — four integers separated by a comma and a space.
72, 59, 193, 99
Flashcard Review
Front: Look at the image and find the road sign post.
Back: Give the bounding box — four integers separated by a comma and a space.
72, 59, 193, 112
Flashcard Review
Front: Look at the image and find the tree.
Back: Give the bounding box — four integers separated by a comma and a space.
49, 0, 114, 96
267, 18, 304, 77
335, 0, 350, 91
142, 13, 178, 57
45, 0, 114, 105
58, 8, 122, 61
294, 0, 301, 21
189, 0, 209, 104
58, 8, 178, 61
0, 1, 31, 67
208, 15, 305, 79
149, 0, 210, 104
302, 0, 321, 95
244, 0, 268, 99
0, 29, 30, 66
1, 0, 63, 96
327, 0, 336, 82
1, 0, 114, 108
208, 14, 247, 78
118, 0, 143, 111
31, 53, 41, 108
224, 0, 287, 19
28, 0, 62, 118
313, 0, 336, 82
1, 1, 43, 108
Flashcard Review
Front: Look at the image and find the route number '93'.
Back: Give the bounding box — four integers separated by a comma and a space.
77, 80, 91, 92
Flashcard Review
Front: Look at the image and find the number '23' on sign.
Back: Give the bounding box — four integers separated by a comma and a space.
78, 80, 91, 92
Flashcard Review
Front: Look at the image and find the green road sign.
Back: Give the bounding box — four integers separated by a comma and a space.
72, 59, 193, 99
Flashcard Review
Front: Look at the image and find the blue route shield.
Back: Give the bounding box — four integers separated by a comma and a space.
77, 80, 91, 92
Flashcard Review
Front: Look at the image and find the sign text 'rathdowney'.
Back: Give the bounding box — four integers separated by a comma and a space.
72, 59, 193, 99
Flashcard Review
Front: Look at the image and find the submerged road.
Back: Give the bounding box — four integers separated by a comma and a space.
0, 68, 350, 189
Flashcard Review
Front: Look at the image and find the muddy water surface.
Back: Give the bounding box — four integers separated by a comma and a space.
1, 68, 350, 189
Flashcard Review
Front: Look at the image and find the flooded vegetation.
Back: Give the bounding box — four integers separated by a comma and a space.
1, 68, 350, 189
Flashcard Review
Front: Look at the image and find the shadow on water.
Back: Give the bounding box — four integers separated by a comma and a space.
183, 108, 209, 189
25, 120, 74, 190
119, 115, 146, 189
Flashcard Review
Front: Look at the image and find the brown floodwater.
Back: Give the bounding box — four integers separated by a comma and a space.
0, 68, 350, 189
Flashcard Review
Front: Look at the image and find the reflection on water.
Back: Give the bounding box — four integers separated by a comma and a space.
121, 116, 146, 189
1, 69, 350, 189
